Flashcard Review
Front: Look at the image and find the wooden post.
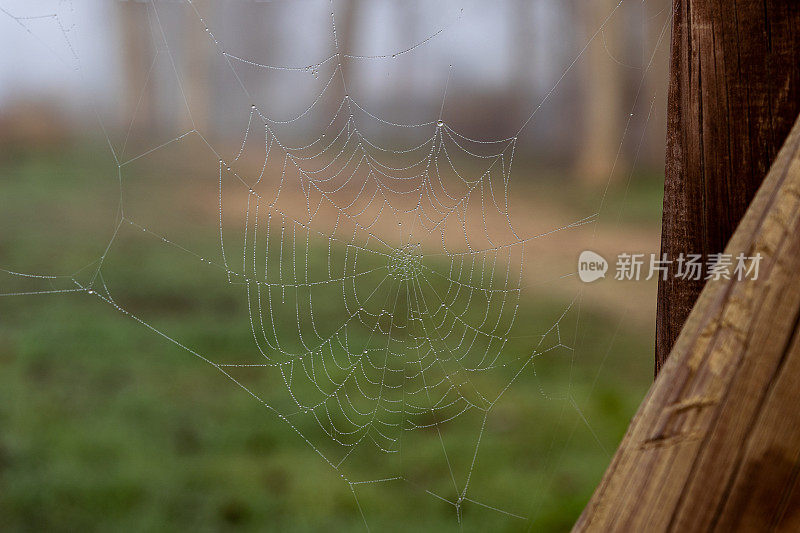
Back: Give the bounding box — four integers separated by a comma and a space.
574, 112, 800, 531
656, 0, 800, 374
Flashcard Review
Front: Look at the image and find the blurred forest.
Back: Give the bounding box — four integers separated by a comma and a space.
0, 0, 670, 184
0, 1, 671, 531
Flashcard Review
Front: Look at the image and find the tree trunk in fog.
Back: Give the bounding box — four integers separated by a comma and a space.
337, 0, 360, 77
334, 0, 361, 122
575, 0, 622, 187
509, 0, 534, 123
325, 0, 362, 128
394, 1, 417, 101
182, 0, 211, 134
655, 0, 800, 375
118, 1, 155, 140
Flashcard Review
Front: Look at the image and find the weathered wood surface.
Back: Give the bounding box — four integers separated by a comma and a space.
574, 113, 800, 532
656, 0, 800, 374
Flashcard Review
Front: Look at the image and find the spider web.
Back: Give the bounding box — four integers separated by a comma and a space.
0, 0, 673, 529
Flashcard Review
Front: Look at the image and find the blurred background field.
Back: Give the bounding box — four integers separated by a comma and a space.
0, 1, 669, 531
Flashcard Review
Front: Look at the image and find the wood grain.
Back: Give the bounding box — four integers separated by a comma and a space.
656, 0, 800, 374
574, 112, 800, 531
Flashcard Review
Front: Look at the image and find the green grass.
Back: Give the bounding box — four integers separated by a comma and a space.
0, 144, 654, 531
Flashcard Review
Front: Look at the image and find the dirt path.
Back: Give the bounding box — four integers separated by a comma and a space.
206, 168, 660, 332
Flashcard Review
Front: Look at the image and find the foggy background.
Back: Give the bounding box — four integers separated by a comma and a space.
0, 1, 672, 530
0, 0, 670, 184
